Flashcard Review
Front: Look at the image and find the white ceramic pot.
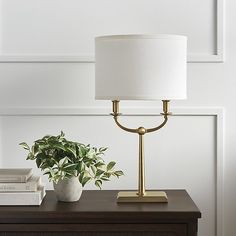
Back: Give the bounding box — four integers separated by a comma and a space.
53, 177, 82, 202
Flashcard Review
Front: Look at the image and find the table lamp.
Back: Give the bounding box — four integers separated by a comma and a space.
95, 34, 187, 202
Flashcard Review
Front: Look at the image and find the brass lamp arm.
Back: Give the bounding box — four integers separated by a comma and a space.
113, 116, 138, 133
113, 114, 168, 134
146, 116, 168, 133
111, 100, 170, 135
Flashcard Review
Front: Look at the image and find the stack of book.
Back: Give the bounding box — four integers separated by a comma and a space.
0, 168, 45, 205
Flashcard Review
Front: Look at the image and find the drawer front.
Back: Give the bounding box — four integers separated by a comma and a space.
0, 224, 187, 236
1, 233, 183, 236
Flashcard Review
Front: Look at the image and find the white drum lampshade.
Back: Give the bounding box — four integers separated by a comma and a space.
95, 34, 187, 100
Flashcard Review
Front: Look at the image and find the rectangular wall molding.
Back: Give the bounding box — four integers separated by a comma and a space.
0, 0, 224, 63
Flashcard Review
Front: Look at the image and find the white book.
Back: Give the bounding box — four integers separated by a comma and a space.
0, 185, 46, 206
0, 176, 41, 192
0, 168, 33, 183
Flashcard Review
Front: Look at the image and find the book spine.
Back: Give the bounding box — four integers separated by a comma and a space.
0, 186, 45, 205
0, 177, 23, 183
0, 175, 31, 183
0, 182, 38, 192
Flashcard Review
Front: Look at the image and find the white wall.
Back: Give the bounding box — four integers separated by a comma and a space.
0, 0, 235, 236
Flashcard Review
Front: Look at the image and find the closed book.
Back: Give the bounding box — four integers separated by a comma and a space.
0, 176, 41, 192
0, 168, 32, 183
0, 185, 46, 205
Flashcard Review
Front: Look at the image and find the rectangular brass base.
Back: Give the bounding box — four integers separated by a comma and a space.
117, 191, 168, 203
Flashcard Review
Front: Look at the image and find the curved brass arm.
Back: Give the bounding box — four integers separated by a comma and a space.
146, 115, 168, 133
111, 100, 170, 135
113, 114, 168, 134
113, 115, 138, 133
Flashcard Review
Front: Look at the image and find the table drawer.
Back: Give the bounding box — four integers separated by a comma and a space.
0, 224, 187, 236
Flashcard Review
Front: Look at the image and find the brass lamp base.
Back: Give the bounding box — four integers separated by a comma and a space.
117, 191, 168, 203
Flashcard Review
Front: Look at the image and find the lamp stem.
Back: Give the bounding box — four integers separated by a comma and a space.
138, 133, 146, 196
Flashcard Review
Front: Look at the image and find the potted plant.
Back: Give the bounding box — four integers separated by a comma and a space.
20, 131, 124, 202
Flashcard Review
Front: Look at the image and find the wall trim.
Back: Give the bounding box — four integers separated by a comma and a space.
0, 0, 224, 63
0, 106, 224, 116
188, 0, 225, 63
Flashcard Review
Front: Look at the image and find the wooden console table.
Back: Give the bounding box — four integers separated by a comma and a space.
0, 190, 201, 236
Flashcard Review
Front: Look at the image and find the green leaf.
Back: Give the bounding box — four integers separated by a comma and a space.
96, 169, 105, 177
101, 177, 110, 181
31, 144, 39, 155
60, 131, 65, 137
77, 162, 86, 172
42, 135, 51, 140
19, 142, 30, 151
107, 161, 116, 171
95, 156, 104, 162
36, 158, 42, 168
53, 143, 66, 151
81, 177, 91, 187
79, 172, 84, 183
91, 165, 96, 175
66, 146, 77, 157
95, 162, 105, 168
95, 179, 102, 189
35, 152, 46, 159
26, 152, 34, 160
114, 170, 124, 177
64, 163, 76, 169
38, 144, 49, 150
58, 157, 69, 167
79, 146, 87, 157
103, 172, 111, 178
99, 147, 108, 152
35, 139, 46, 145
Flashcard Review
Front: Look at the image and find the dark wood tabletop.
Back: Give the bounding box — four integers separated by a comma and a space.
0, 190, 201, 224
